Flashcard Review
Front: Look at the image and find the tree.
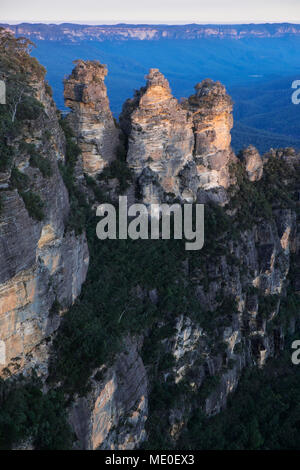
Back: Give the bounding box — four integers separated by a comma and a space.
0, 28, 45, 123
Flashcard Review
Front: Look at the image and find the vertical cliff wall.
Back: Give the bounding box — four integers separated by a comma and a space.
0, 52, 89, 378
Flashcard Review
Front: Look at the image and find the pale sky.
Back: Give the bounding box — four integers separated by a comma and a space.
1, 0, 300, 24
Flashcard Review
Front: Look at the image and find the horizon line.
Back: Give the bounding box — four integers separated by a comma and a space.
2, 21, 300, 26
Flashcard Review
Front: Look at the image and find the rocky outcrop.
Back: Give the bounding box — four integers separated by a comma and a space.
120, 71, 237, 204
143, 196, 299, 440
239, 145, 263, 181
0, 73, 89, 378
120, 68, 194, 203
69, 338, 148, 450
64, 60, 119, 176
182, 79, 237, 196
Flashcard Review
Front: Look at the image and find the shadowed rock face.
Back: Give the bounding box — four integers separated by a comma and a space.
64, 60, 119, 176
0, 75, 89, 378
239, 145, 263, 182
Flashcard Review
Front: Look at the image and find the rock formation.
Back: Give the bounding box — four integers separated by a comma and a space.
64, 60, 119, 176
121, 71, 236, 204
2, 44, 300, 451
69, 338, 148, 450
239, 145, 263, 181
120, 68, 194, 203
4, 23, 300, 42
181, 79, 237, 198
0, 61, 89, 377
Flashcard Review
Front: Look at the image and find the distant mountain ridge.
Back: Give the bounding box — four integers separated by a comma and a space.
1, 22, 300, 42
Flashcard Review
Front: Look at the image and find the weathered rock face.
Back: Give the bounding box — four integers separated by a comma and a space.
0, 77, 89, 378
141, 197, 299, 441
239, 145, 263, 181
121, 71, 236, 204
120, 68, 194, 202
64, 60, 119, 176
69, 338, 148, 450
181, 79, 237, 196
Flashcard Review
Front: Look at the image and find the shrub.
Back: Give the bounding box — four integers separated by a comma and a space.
58, 118, 89, 234
20, 190, 44, 221
45, 81, 53, 97
29, 153, 53, 178
15, 96, 44, 121
10, 167, 29, 190
0, 141, 13, 171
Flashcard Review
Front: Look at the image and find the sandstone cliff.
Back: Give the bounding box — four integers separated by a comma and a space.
60, 67, 300, 450
239, 145, 263, 182
64, 60, 119, 176
184, 79, 236, 189
1, 46, 300, 451
0, 43, 89, 379
120, 70, 236, 204
120, 68, 194, 203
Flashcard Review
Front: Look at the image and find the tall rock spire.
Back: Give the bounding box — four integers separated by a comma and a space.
183, 79, 237, 191
120, 68, 194, 202
64, 60, 119, 176
120, 71, 237, 204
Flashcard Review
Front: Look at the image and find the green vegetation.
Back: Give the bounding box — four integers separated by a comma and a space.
0, 374, 72, 450
29, 152, 53, 178
49, 225, 190, 395
10, 167, 45, 221
0, 28, 45, 125
98, 141, 133, 193
0, 29, 49, 222
177, 344, 300, 450
258, 294, 279, 319
19, 191, 44, 221
0, 139, 14, 172
3, 26, 300, 450
227, 154, 299, 230
19, 141, 53, 178
10, 167, 29, 190
58, 118, 88, 234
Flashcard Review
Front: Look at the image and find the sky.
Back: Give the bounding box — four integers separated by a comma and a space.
1, 0, 300, 24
